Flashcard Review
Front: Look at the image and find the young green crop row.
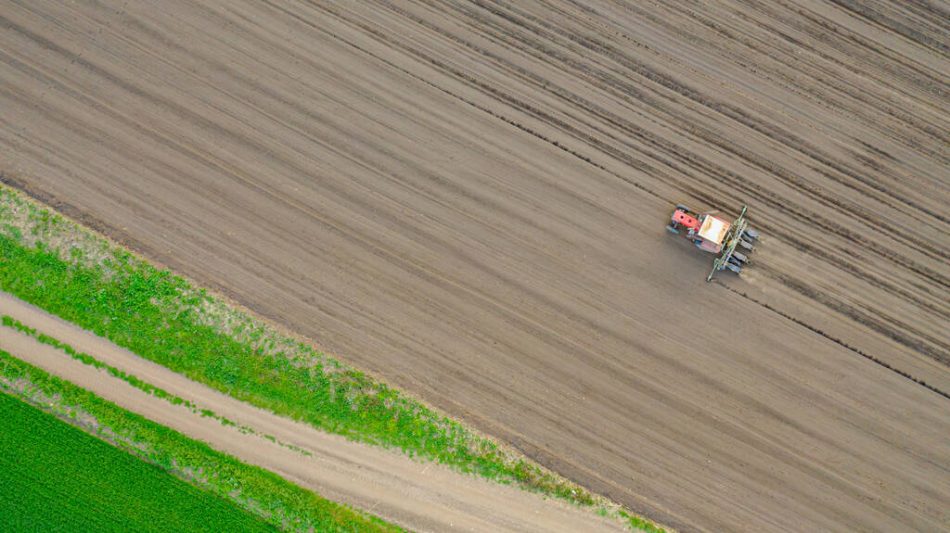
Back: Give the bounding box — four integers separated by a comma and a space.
0, 348, 403, 532
0, 390, 274, 533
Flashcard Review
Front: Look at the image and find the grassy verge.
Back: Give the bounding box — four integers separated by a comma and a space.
0, 348, 402, 532
0, 184, 666, 531
2, 315, 310, 456
0, 390, 275, 533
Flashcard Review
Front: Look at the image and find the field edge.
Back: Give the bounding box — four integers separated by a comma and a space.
0, 182, 668, 532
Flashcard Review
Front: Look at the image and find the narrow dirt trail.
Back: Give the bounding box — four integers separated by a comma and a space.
0, 292, 626, 533
1, 1, 948, 531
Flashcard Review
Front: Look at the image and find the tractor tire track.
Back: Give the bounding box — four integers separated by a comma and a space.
307, 0, 950, 359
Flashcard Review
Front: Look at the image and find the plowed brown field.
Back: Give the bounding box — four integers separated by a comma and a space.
1, 1, 948, 531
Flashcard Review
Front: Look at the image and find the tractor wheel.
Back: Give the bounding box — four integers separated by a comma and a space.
675, 204, 690, 212
666, 225, 680, 235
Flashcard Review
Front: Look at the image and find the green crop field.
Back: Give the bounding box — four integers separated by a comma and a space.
0, 349, 403, 533
0, 391, 273, 532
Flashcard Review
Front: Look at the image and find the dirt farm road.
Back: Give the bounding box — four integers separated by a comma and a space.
2, 1, 949, 531
0, 292, 626, 533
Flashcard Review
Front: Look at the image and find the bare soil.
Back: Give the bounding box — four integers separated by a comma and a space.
1, 1, 948, 531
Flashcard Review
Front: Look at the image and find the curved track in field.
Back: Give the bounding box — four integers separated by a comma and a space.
1, 1, 948, 531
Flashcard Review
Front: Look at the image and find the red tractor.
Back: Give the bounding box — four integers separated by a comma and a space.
666, 204, 759, 281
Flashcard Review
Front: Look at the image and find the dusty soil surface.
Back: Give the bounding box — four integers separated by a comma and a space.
0, 292, 626, 532
1, 1, 948, 531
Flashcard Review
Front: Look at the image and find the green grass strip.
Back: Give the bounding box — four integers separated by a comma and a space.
0, 184, 665, 531
1, 315, 310, 456
0, 390, 276, 533
0, 349, 403, 532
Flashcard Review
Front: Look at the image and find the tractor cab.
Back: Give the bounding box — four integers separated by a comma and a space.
669, 207, 731, 253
